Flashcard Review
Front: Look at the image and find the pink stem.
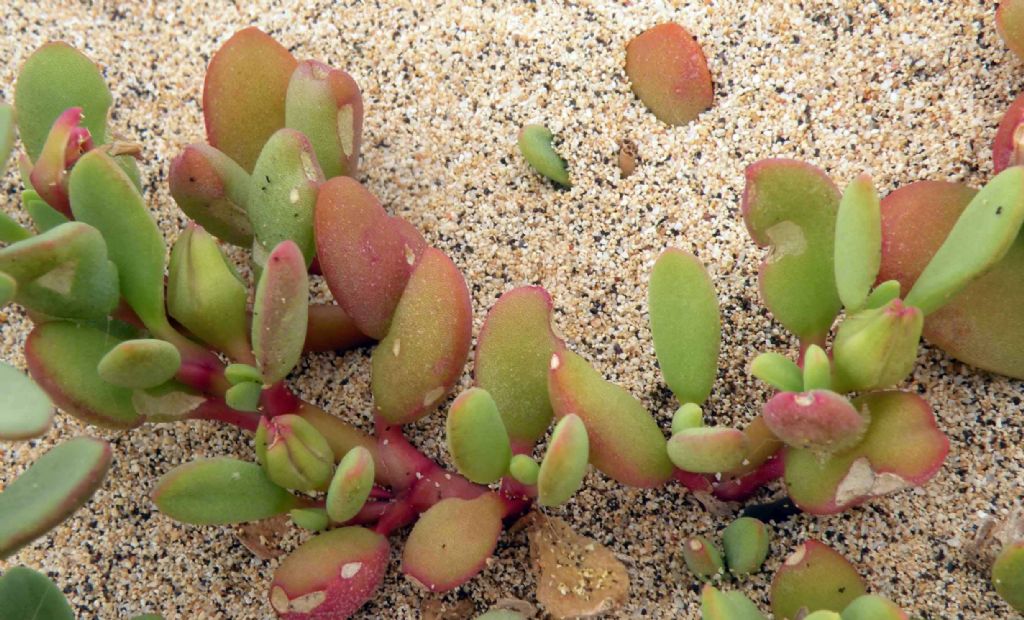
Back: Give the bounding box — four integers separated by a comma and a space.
261, 382, 302, 417
190, 398, 261, 431
672, 452, 785, 502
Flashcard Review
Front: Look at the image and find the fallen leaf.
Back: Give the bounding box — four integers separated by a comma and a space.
527, 513, 629, 618
235, 514, 289, 560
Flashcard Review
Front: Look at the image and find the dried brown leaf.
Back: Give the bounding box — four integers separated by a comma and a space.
527, 513, 629, 619
235, 514, 289, 560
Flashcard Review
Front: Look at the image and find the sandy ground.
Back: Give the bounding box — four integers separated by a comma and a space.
1, 1, 1022, 618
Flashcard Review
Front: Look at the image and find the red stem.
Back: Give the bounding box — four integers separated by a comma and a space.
190, 398, 262, 431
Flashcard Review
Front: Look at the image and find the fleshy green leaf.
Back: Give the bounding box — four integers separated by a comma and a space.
668, 426, 748, 473
904, 167, 1024, 315
998, 0, 1024, 62
832, 299, 923, 393
750, 352, 803, 392
14, 42, 111, 160
0, 211, 31, 244
225, 381, 262, 412
649, 248, 721, 405
0, 222, 119, 321
23, 189, 69, 233
681, 536, 724, 580
152, 458, 298, 525
167, 224, 250, 360
722, 517, 771, 576
0, 361, 54, 440
314, 177, 426, 339
252, 240, 309, 384
0, 437, 111, 559
518, 125, 571, 187
69, 150, 168, 332
203, 28, 297, 172
0, 567, 74, 620
993, 541, 1024, 613
97, 339, 181, 389
537, 413, 589, 506
286, 60, 363, 179
270, 527, 388, 619
0, 272, 15, 306
474, 286, 562, 446
764, 390, 867, 455
445, 388, 512, 485
248, 128, 324, 267
325, 446, 375, 523
834, 175, 881, 312
742, 159, 841, 343
783, 391, 948, 514
701, 584, 767, 620
0, 102, 15, 178
879, 180, 1024, 379
770, 540, 866, 619
402, 494, 505, 592
801, 344, 832, 391
168, 144, 252, 247
548, 347, 673, 487
26, 321, 141, 428
372, 248, 472, 425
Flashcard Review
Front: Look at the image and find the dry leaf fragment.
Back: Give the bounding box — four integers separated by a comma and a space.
527, 513, 629, 619
420, 597, 476, 620
235, 514, 290, 560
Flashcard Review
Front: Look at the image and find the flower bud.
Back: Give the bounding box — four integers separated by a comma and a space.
167, 224, 249, 359
832, 299, 923, 392
255, 414, 335, 491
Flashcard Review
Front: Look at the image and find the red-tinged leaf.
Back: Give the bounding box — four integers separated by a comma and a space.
372, 248, 472, 425
203, 28, 297, 171
625, 23, 713, 126
763, 390, 868, 454
26, 321, 142, 429
248, 129, 324, 267
252, 241, 309, 384
474, 286, 563, 446
0, 437, 111, 559
286, 60, 364, 179
316, 177, 425, 339
547, 347, 673, 487
998, 0, 1024, 63
270, 527, 389, 619
30, 107, 92, 216
994, 92, 1024, 173
879, 181, 1024, 379
168, 144, 252, 246
304, 303, 373, 353
770, 540, 866, 620
14, 42, 111, 161
784, 391, 949, 514
742, 159, 841, 344
402, 494, 504, 593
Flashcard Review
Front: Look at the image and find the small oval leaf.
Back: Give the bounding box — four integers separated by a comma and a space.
168, 144, 252, 246
518, 125, 570, 187
0, 566, 74, 620
834, 175, 881, 312
97, 339, 181, 389
402, 494, 505, 592
286, 60, 364, 179
537, 414, 589, 506
152, 458, 298, 525
252, 241, 309, 384
649, 248, 721, 405
326, 446, 375, 523
667, 426, 747, 474
625, 23, 714, 126
770, 540, 866, 619
446, 388, 512, 485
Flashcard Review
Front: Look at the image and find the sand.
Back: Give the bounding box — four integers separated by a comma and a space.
1, 1, 1022, 618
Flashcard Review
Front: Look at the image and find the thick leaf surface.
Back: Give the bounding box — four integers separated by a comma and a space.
270, 526, 388, 619
742, 159, 841, 343
315, 177, 425, 339
0, 567, 74, 620
203, 28, 297, 171
252, 241, 309, 384
770, 540, 865, 620
547, 348, 673, 487
14, 42, 111, 160
0, 437, 111, 559
152, 458, 298, 525
26, 321, 141, 428
372, 248, 472, 425
0, 362, 54, 440
286, 60, 363, 179
625, 23, 713, 126
402, 494, 504, 592
474, 286, 562, 446
69, 150, 168, 332
649, 248, 720, 405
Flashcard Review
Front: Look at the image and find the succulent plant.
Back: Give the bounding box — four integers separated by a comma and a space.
625, 23, 714, 126
518, 124, 571, 187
